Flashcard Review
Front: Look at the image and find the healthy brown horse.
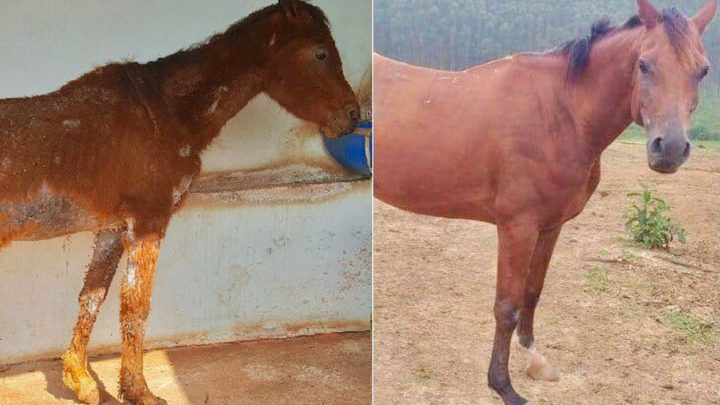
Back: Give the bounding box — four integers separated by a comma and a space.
0, 1, 358, 404
374, 0, 716, 403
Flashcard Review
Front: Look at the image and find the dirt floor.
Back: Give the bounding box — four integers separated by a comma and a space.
0, 332, 370, 405
374, 142, 719, 404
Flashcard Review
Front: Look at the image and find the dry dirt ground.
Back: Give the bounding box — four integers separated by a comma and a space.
374, 142, 719, 404
0, 332, 370, 404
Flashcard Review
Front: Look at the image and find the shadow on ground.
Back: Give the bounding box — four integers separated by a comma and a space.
0, 332, 370, 405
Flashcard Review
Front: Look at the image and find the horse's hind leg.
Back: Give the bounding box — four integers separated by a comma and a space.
118, 228, 167, 405
63, 230, 124, 404
488, 223, 537, 405
516, 226, 561, 382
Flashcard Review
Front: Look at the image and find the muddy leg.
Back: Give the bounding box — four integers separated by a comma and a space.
63, 230, 124, 404
118, 231, 166, 405
488, 224, 538, 405
516, 226, 562, 382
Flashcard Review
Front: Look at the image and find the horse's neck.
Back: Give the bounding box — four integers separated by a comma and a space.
565, 29, 643, 159
147, 27, 271, 150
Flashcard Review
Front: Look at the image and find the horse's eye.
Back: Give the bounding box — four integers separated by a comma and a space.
698, 66, 710, 80
638, 59, 651, 74
315, 49, 328, 61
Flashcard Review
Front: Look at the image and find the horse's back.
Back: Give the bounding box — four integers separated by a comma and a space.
374, 52, 595, 224
0, 63, 179, 236
374, 54, 504, 220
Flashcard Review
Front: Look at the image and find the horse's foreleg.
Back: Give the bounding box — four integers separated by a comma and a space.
63, 230, 123, 404
488, 224, 538, 405
118, 232, 167, 405
516, 226, 561, 382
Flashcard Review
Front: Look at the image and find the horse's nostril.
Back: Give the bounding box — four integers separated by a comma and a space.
650, 137, 663, 153
683, 142, 691, 158
349, 109, 360, 121
342, 103, 360, 124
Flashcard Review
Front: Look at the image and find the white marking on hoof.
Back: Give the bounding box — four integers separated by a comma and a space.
524, 345, 559, 382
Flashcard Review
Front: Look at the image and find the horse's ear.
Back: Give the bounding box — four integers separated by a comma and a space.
637, 0, 661, 28
278, 0, 301, 20
692, 0, 718, 35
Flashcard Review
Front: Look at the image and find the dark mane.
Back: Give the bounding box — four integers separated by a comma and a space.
221, 0, 330, 42
557, 8, 691, 80
152, 1, 329, 65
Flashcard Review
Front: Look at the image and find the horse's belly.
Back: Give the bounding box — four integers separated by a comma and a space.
375, 155, 497, 221
0, 188, 109, 242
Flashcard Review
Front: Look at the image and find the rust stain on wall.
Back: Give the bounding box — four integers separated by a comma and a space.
0, 318, 370, 366
192, 160, 366, 194
186, 180, 370, 209
282, 320, 370, 335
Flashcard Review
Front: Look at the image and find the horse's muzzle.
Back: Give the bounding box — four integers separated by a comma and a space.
647, 134, 691, 174
321, 102, 360, 138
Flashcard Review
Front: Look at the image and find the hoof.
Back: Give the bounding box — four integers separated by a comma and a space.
489, 379, 527, 405
525, 347, 559, 382
123, 391, 168, 405
61, 350, 101, 404
500, 392, 528, 405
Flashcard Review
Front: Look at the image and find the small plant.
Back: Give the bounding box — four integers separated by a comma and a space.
415, 367, 433, 381
621, 248, 640, 263
664, 311, 716, 343
586, 266, 608, 293
624, 185, 686, 249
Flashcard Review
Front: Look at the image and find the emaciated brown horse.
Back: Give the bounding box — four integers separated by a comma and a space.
374, 1, 716, 403
0, 1, 358, 404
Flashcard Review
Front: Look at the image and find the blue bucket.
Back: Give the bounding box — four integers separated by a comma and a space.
322, 121, 372, 176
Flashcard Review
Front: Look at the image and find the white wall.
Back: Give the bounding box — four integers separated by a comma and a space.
0, 0, 371, 364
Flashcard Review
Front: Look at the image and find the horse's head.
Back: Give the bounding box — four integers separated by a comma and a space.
263, 0, 359, 138
631, 0, 717, 173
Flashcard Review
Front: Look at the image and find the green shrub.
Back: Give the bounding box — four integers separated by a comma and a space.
625, 186, 686, 249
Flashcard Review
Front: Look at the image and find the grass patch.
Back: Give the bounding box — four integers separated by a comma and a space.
664, 311, 717, 343
414, 367, 433, 381
597, 246, 612, 258
621, 248, 641, 263
586, 267, 609, 293
631, 279, 651, 293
